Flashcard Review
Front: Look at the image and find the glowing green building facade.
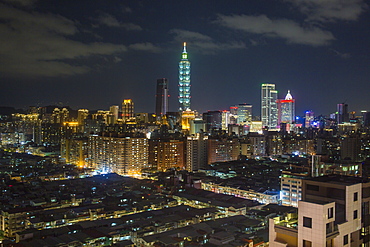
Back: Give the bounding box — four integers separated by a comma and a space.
179, 42, 191, 111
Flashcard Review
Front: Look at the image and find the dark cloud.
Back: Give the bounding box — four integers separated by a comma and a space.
128, 42, 161, 53
170, 29, 246, 53
122, 6, 132, 13
0, 4, 128, 77
285, 0, 368, 22
97, 13, 142, 31
331, 49, 351, 59
2, 0, 38, 7
216, 14, 335, 46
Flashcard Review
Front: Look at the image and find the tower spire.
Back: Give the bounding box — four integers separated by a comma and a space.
285, 90, 293, 100
181, 42, 188, 60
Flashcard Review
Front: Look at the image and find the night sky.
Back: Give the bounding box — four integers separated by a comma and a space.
1, 0, 369, 116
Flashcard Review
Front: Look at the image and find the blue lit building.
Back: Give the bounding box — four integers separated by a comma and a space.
178, 42, 191, 111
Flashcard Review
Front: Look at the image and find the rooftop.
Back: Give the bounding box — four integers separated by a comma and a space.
306, 174, 370, 185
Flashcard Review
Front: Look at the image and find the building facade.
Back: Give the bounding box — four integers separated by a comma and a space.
122, 99, 135, 123
88, 134, 148, 175
186, 133, 208, 171
202, 182, 279, 204
236, 103, 252, 125
203, 111, 222, 132
61, 137, 88, 168
270, 175, 370, 247
148, 139, 185, 171
207, 137, 240, 164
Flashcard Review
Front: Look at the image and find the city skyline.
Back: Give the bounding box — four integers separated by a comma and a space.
0, 0, 370, 116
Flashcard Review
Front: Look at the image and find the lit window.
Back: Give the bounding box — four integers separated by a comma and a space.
328, 207, 333, 219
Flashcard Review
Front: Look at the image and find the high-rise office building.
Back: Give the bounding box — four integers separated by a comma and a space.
236, 103, 252, 125
337, 103, 349, 124
178, 42, 191, 112
277, 90, 295, 127
261, 83, 278, 129
155, 78, 169, 118
122, 99, 134, 122
190, 119, 206, 135
77, 109, 89, 126
202, 111, 222, 132
305, 110, 314, 128
361, 110, 370, 127
109, 105, 119, 124
221, 110, 231, 130
341, 136, 361, 162
229, 106, 238, 125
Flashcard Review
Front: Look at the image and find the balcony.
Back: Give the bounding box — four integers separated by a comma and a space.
326, 224, 339, 239
275, 224, 298, 237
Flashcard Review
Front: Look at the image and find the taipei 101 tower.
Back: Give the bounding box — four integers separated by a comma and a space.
178, 42, 191, 112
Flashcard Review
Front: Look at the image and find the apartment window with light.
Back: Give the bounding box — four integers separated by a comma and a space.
328, 207, 334, 219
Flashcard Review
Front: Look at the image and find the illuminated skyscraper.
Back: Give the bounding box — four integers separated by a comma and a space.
221, 110, 231, 130
122, 99, 134, 122
236, 103, 252, 125
155, 78, 169, 118
52, 107, 69, 124
337, 103, 349, 124
202, 111, 222, 131
109, 105, 119, 123
305, 110, 314, 128
88, 134, 148, 175
178, 42, 191, 111
261, 83, 278, 129
362, 111, 370, 127
77, 109, 89, 126
277, 90, 295, 126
